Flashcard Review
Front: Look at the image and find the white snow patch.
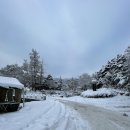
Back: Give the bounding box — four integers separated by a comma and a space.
0, 76, 24, 89
118, 79, 126, 86
105, 72, 112, 78
81, 88, 117, 98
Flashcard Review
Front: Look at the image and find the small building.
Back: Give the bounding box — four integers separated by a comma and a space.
0, 76, 24, 112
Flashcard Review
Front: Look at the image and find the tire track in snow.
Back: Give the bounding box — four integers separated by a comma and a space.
20, 101, 57, 130
48, 102, 67, 130
22, 100, 89, 130
22, 101, 62, 130
52, 101, 90, 130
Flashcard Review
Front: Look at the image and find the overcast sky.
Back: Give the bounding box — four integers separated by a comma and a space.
0, 0, 130, 78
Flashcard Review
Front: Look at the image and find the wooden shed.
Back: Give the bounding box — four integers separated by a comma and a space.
0, 76, 24, 112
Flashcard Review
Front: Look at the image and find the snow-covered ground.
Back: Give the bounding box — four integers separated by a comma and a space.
0, 99, 89, 130
0, 93, 130, 130
62, 95, 130, 116
24, 90, 46, 100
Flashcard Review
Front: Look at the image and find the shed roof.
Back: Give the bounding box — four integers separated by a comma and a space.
0, 76, 24, 89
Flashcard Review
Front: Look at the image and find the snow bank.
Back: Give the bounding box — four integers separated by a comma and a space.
0, 76, 24, 89
81, 88, 117, 98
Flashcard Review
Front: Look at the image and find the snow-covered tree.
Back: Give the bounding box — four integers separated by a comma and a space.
22, 59, 30, 87
68, 78, 79, 91
125, 46, 130, 92
79, 73, 92, 90
56, 77, 63, 90
29, 49, 41, 90
125, 46, 130, 83
0, 49, 45, 90
39, 61, 44, 84
0, 64, 23, 80
45, 75, 58, 90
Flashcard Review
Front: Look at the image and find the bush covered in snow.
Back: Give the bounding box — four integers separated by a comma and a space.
81, 88, 118, 98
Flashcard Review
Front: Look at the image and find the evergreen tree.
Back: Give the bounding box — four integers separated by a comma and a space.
125, 46, 130, 92
125, 47, 130, 83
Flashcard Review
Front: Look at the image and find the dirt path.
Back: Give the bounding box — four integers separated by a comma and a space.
60, 100, 130, 130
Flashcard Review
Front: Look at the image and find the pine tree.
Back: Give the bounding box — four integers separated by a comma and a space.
125, 46, 130, 92
125, 46, 130, 83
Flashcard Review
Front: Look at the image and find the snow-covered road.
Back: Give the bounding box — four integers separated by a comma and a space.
0, 97, 130, 130
60, 100, 130, 130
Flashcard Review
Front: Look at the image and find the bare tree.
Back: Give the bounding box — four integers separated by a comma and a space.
39, 60, 44, 84
29, 49, 41, 90
22, 59, 30, 87
69, 78, 79, 91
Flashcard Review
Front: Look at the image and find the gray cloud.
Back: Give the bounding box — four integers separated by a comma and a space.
0, 0, 130, 78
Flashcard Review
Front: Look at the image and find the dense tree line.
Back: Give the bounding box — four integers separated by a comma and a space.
60, 73, 92, 92
0, 49, 92, 91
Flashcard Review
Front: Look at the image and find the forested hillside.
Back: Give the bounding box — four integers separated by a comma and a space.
95, 46, 130, 91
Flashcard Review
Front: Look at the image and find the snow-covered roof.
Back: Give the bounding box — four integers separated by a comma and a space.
0, 76, 24, 89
